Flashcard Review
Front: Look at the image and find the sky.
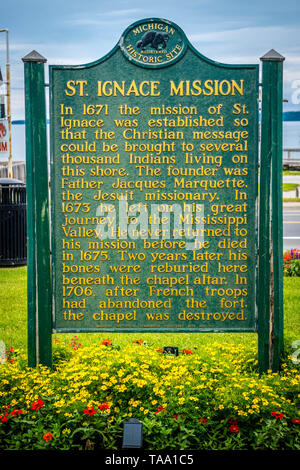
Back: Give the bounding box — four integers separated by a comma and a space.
1, 0, 300, 121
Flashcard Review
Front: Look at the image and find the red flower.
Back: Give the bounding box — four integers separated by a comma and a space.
70, 336, 81, 350
291, 418, 300, 424
173, 413, 184, 420
42, 432, 53, 442
155, 406, 166, 414
229, 424, 239, 433
199, 417, 208, 424
84, 406, 97, 416
271, 411, 285, 420
229, 419, 238, 425
182, 349, 193, 355
10, 409, 23, 417
31, 399, 44, 411
101, 339, 112, 346
0, 412, 9, 423
99, 402, 110, 411
133, 339, 143, 345
156, 348, 164, 354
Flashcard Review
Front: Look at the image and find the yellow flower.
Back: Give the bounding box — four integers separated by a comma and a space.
62, 428, 71, 435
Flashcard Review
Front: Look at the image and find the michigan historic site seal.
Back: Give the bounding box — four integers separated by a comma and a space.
119, 18, 187, 68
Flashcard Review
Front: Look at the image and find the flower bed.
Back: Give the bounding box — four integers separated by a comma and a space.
0, 340, 299, 450
283, 249, 300, 277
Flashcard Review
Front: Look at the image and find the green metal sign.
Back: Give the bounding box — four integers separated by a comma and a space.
49, 18, 258, 333
23, 19, 284, 371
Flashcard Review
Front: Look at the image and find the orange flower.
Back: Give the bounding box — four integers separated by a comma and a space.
182, 349, 193, 355
101, 339, 112, 346
133, 339, 143, 345
99, 402, 110, 411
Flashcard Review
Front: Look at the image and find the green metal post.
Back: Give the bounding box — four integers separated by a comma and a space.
258, 49, 285, 373
23, 50, 52, 368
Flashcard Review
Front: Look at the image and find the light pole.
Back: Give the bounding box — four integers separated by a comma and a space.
0, 29, 12, 178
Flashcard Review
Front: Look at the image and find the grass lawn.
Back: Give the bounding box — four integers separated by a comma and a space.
283, 198, 300, 202
282, 183, 299, 192
0, 266, 299, 356
283, 170, 300, 175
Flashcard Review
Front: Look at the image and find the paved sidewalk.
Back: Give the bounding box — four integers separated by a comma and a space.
283, 175, 300, 184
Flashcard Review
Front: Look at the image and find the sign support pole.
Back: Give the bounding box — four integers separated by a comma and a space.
22, 50, 52, 368
258, 49, 285, 373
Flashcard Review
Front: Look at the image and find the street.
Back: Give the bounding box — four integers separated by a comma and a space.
283, 210, 300, 250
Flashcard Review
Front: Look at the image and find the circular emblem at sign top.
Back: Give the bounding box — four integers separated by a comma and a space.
119, 18, 187, 68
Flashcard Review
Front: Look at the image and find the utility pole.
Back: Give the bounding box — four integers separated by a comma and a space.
0, 29, 12, 178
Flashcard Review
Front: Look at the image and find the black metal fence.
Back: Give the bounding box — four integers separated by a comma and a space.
0, 178, 27, 266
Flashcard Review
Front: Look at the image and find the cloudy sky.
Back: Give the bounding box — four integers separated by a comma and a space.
1, 0, 300, 120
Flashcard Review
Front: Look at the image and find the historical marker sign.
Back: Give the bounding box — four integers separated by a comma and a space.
23, 18, 284, 371
49, 18, 259, 332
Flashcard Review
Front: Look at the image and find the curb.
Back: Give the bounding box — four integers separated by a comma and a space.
283, 202, 300, 210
